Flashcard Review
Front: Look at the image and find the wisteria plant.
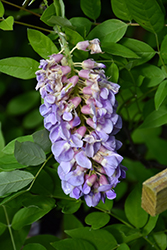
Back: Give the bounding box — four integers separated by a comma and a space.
0, 0, 167, 250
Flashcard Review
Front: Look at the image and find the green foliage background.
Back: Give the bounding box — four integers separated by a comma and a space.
0, 0, 167, 249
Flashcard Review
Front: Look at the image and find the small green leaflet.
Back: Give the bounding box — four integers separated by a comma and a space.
154, 80, 167, 110
0, 57, 39, 79
0, 1, 5, 17
14, 141, 46, 166
0, 170, 34, 197
111, 0, 132, 21
85, 212, 110, 229
27, 29, 59, 59
0, 16, 14, 31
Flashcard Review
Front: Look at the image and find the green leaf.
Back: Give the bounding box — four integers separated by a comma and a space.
102, 42, 140, 58
106, 63, 119, 83
152, 232, 167, 250
0, 170, 34, 197
0, 1, 5, 17
142, 215, 159, 236
52, 238, 96, 250
14, 141, 46, 166
63, 214, 83, 231
25, 235, 59, 250
87, 19, 127, 43
154, 80, 167, 110
0, 57, 39, 79
125, 186, 148, 228
65, 227, 117, 250
47, 16, 73, 28
111, 0, 132, 21
0, 222, 6, 236
40, 3, 56, 26
117, 243, 130, 250
32, 129, 51, 153
85, 212, 110, 229
23, 109, 43, 129
139, 105, 167, 129
54, 0, 65, 17
23, 243, 47, 250
105, 224, 141, 244
27, 29, 59, 59
133, 64, 165, 87
7, 91, 40, 116
0, 16, 14, 31
70, 17, 92, 37
0, 122, 5, 151
127, 0, 165, 33
96, 198, 113, 211
57, 199, 82, 214
12, 196, 55, 230
120, 38, 156, 66
2, 135, 33, 155
80, 0, 101, 20
160, 34, 167, 64
0, 152, 27, 171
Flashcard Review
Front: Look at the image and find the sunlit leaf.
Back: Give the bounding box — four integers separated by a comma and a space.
0, 16, 14, 31
0, 1, 5, 17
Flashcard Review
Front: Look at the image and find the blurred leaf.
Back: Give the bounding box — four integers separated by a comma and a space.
127, 0, 164, 33
139, 105, 167, 129
47, 16, 74, 29
87, 19, 127, 43
105, 223, 141, 244
0, 222, 6, 236
160, 34, 167, 64
63, 214, 83, 231
85, 212, 110, 229
65, 227, 117, 250
57, 199, 82, 214
14, 141, 46, 166
7, 91, 40, 116
80, 0, 101, 20
54, 0, 65, 17
0, 122, 5, 151
32, 129, 51, 153
0, 1, 5, 17
0, 170, 34, 197
152, 232, 167, 250
102, 42, 140, 58
125, 186, 148, 228
40, 3, 56, 26
120, 38, 156, 66
106, 62, 119, 83
52, 238, 96, 250
154, 80, 167, 110
111, 0, 132, 21
23, 243, 46, 250
23, 109, 43, 129
142, 215, 159, 236
117, 243, 130, 250
25, 235, 59, 250
70, 17, 92, 37
0, 16, 14, 31
115, 181, 128, 201
12, 196, 55, 230
132, 127, 161, 144
0, 57, 39, 79
2, 135, 33, 155
27, 29, 59, 59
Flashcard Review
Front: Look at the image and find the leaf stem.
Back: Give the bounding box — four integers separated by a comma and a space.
14, 20, 52, 33
1, 0, 41, 17
2, 205, 16, 250
27, 153, 53, 191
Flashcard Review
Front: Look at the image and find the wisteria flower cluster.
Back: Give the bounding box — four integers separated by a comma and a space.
35, 39, 126, 207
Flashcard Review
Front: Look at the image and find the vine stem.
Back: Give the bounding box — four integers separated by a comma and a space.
1, 0, 41, 17
2, 205, 16, 250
